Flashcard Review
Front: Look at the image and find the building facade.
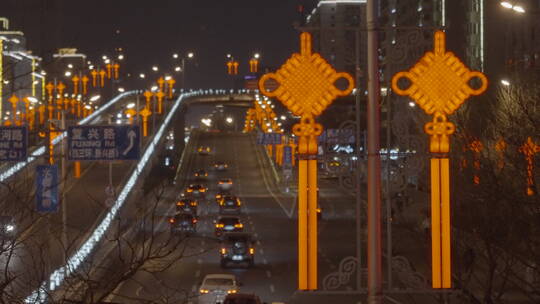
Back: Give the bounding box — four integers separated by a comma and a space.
1, 18, 44, 122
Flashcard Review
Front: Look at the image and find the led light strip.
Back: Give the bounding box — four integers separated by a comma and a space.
25, 89, 251, 303
0, 91, 137, 183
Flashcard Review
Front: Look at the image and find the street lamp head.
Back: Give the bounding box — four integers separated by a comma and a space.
104, 59, 111, 64
139, 73, 146, 79
175, 66, 182, 72
500, 1, 513, 9
254, 53, 260, 59
118, 87, 125, 93
90, 95, 101, 102
126, 103, 135, 109
501, 79, 511, 86
67, 64, 73, 69
27, 96, 38, 103
152, 66, 158, 72
226, 117, 233, 124
173, 53, 179, 59
187, 52, 194, 58
102, 55, 108, 60
65, 71, 72, 77
226, 54, 232, 59
513, 5, 525, 13
118, 54, 125, 60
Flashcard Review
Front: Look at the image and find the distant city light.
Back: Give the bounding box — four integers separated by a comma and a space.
118, 87, 125, 93
152, 66, 158, 72
90, 95, 101, 102
501, 79, 510, 86
64, 71, 72, 77
67, 64, 73, 69
118, 54, 125, 60
175, 66, 182, 72
173, 53, 179, 59
187, 52, 194, 58
139, 73, 146, 79
126, 103, 135, 109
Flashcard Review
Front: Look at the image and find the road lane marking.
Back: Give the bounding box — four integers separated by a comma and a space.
270, 284, 275, 293
136, 286, 143, 296
195, 270, 200, 278
266, 270, 272, 278
263, 258, 268, 265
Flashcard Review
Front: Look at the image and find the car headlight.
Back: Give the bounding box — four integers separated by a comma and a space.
5, 225, 14, 232
200, 289, 209, 294
227, 289, 237, 294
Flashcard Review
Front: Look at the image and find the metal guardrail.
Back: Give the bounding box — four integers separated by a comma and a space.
0, 91, 138, 183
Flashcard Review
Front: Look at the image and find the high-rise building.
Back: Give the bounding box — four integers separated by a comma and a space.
1, 18, 44, 121
303, 0, 367, 90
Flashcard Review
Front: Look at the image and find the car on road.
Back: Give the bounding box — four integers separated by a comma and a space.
219, 232, 255, 268
223, 293, 265, 304
199, 274, 240, 304
176, 198, 198, 214
215, 189, 232, 202
198, 146, 211, 155
218, 195, 242, 215
186, 184, 207, 197
218, 178, 233, 191
194, 169, 209, 179
214, 161, 229, 171
214, 216, 243, 236
169, 213, 197, 234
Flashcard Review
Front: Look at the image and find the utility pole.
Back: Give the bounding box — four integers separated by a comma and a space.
366, 0, 382, 303
60, 110, 68, 263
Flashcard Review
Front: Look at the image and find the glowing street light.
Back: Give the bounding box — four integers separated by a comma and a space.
175, 66, 182, 72
152, 66, 159, 72
118, 54, 125, 60
139, 73, 146, 79
226, 117, 233, 124
90, 95, 100, 102
118, 87, 125, 93
500, 1, 526, 13
173, 53, 179, 59
187, 52, 194, 58
500, 79, 511, 86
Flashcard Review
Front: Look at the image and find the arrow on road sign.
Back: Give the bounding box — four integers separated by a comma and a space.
122, 130, 137, 156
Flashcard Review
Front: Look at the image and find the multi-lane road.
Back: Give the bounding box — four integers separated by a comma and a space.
97, 130, 368, 304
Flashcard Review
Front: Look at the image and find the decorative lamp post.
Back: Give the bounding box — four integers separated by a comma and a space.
391, 31, 488, 289
259, 32, 353, 290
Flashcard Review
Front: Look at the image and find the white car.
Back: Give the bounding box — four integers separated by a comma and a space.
199, 274, 239, 304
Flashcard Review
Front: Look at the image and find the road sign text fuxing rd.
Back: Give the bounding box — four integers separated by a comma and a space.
67, 125, 140, 161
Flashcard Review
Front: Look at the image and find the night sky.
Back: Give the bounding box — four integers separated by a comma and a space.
3, 0, 317, 88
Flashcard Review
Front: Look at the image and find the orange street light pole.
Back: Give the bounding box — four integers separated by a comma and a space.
143, 91, 154, 109
99, 70, 106, 87
259, 32, 354, 290
113, 63, 120, 79
157, 77, 165, 92
81, 75, 89, 95
72, 75, 80, 95
106, 63, 112, 79
519, 137, 540, 196
166, 78, 176, 99
8, 94, 19, 124
139, 107, 151, 136
155, 91, 165, 114
392, 31, 488, 289
90, 70, 98, 87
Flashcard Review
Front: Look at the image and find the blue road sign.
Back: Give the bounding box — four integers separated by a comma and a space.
36, 165, 59, 213
0, 126, 27, 161
67, 125, 141, 161
284, 146, 292, 165
256, 132, 264, 145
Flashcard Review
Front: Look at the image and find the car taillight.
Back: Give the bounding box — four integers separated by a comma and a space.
169, 218, 175, 223
193, 219, 197, 223
234, 223, 243, 228
200, 188, 206, 192
219, 181, 223, 184
176, 202, 183, 206
187, 189, 193, 192
249, 248, 255, 255
227, 289, 237, 294
221, 248, 226, 254
190, 202, 197, 206
237, 200, 241, 206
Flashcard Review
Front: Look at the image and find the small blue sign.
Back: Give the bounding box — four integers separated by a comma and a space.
67, 125, 140, 161
256, 132, 264, 145
284, 146, 292, 165
36, 165, 59, 213
0, 126, 27, 161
